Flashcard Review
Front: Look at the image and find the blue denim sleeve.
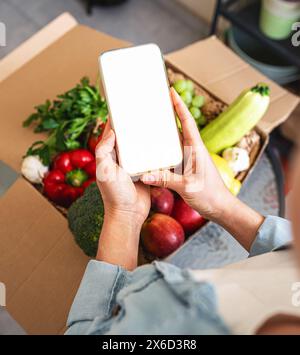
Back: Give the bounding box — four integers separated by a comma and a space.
65, 260, 129, 335
65, 260, 230, 335
249, 215, 292, 257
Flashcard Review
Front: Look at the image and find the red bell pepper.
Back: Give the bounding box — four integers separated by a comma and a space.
43, 149, 96, 207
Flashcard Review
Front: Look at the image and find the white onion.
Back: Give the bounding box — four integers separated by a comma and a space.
21, 155, 49, 184
222, 147, 250, 175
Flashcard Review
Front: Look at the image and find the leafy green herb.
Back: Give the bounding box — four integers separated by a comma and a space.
23, 77, 107, 165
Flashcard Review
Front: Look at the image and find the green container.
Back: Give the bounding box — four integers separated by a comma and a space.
260, 0, 300, 40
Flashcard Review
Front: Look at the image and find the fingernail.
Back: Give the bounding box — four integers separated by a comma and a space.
142, 174, 156, 183
171, 87, 180, 98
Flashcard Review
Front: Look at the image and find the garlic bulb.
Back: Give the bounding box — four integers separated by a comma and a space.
222, 147, 250, 175
21, 155, 49, 184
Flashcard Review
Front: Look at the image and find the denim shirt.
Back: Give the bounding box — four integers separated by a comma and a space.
65, 216, 292, 335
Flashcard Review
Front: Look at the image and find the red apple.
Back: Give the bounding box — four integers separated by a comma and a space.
171, 197, 206, 236
150, 187, 174, 215
141, 213, 185, 258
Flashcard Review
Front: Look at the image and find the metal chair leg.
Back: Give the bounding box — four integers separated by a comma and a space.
210, 0, 223, 35
86, 0, 94, 15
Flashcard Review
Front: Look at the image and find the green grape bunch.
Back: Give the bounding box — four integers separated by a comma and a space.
173, 79, 206, 129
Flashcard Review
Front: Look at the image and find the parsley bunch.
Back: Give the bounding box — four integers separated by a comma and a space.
23, 77, 107, 165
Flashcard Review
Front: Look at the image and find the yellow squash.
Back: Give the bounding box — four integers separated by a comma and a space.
210, 153, 241, 196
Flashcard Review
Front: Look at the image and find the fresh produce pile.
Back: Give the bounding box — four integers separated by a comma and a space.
141, 189, 206, 259
68, 184, 206, 259
22, 72, 270, 261
23, 77, 107, 165
21, 77, 107, 207
43, 149, 96, 207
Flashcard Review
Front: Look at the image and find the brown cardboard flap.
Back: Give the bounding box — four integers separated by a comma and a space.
166, 36, 299, 134
0, 13, 77, 83
0, 178, 89, 334
0, 25, 130, 172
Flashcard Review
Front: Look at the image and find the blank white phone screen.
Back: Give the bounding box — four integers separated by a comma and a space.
99, 44, 182, 176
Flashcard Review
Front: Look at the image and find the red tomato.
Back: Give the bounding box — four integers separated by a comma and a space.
88, 122, 106, 154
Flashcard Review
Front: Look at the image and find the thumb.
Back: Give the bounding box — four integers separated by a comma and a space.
95, 129, 115, 162
141, 170, 182, 193
95, 130, 117, 182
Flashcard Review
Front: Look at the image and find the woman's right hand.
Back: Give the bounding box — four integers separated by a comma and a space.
141, 87, 234, 222
142, 88, 264, 252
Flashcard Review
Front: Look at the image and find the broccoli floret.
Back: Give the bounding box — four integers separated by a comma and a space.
68, 182, 104, 257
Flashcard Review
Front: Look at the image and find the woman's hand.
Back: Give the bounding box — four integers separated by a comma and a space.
96, 120, 150, 225
95, 121, 150, 269
142, 88, 264, 251
142, 87, 231, 221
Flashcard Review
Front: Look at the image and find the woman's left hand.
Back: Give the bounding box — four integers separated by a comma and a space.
95, 120, 150, 226
95, 121, 150, 269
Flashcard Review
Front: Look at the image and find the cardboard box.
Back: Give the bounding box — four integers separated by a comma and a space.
0, 13, 298, 334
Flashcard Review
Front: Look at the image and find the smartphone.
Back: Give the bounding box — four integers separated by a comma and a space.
99, 43, 183, 176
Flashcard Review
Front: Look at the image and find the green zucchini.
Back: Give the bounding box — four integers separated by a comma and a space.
200, 83, 270, 154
